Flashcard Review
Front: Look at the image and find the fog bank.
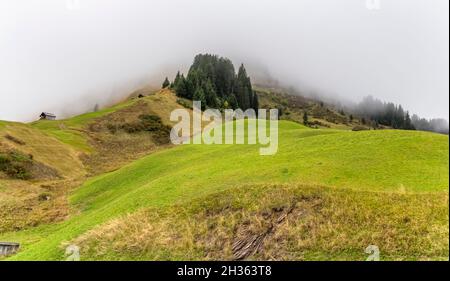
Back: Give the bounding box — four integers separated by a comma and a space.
0, 0, 448, 122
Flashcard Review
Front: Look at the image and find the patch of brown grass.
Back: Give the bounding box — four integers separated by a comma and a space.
81, 92, 181, 175
72, 184, 449, 261
0, 122, 88, 233
0, 178, 82, 233
80, 132, 163, 175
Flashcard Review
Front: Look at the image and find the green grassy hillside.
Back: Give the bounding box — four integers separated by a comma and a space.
2, 121, 448, 260
0, 89, 183, 233
0, 121, 86, 233
29, 91, 158, 152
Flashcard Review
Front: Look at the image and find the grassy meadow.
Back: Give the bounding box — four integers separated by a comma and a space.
1, 119, 448, 260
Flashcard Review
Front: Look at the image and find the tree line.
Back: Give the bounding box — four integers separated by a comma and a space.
411, 115, 449, 134
356, 96, 415, 130
163, 54, 259, 111
356, 96, 448, 134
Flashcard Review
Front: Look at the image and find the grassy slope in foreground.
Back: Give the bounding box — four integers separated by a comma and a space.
3, 121, 449, 260
74, 184, 448, 260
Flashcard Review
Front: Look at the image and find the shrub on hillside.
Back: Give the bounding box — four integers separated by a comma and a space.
310, 120, 330, 128
352, 126, 369, 131
139, 115, 171, 144
176, 98, 193, 109
0, 150, 33, 179
105, 114, 171, 144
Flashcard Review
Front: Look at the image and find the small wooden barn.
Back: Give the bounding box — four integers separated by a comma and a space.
0, 242, 20, 256
39, 112, 56, 120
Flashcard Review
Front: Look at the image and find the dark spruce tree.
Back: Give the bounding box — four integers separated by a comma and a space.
303, 111, 308, 125
174, 74, 189, 99
404, 112, 415, 130
162, 77, 170, 88
193, 87, 206, 110
251, 91, 259, 113
203, 79, 218, 108
227, 94, 238, 109
173, 71, 181, 88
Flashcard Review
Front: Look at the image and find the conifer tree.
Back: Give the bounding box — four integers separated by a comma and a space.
404, 112, 415, 130
252, 92, 259, 112
193, 87, 206, 110
303, 111, 309, 125
236, 64, 253, 109
175, 75, 188, 98
162, 77, 170, 88
227, 94, 238, 109
203, 79, 218, 108
173, 71, 182, 90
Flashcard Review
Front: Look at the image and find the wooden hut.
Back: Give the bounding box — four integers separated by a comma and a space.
39, 112, 56, 120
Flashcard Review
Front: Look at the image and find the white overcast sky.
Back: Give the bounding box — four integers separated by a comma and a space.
0, 0, 448, 121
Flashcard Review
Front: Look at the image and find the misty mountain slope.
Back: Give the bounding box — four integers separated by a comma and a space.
256, 87, 378, 131
2, 121, 448, 261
